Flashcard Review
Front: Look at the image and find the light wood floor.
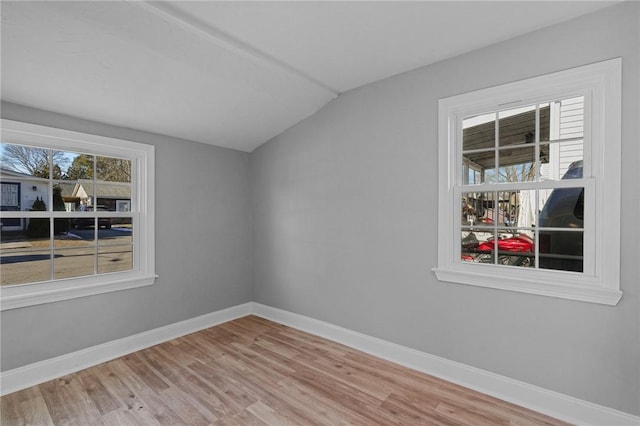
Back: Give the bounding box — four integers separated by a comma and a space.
1, 315, 569, 425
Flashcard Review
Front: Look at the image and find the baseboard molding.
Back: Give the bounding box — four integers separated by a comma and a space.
251, 303, 640, 426
2, 301, 638, 425
0, 302, 253, 396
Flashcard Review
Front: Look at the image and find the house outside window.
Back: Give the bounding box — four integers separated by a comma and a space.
433, 59, 622, 305
0, 120, 155, 310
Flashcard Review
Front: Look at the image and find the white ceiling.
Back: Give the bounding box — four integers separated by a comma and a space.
1, 1, 618, 152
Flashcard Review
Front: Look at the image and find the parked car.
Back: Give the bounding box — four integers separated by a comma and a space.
73, 206, 112, 229
538, 160, 584, 272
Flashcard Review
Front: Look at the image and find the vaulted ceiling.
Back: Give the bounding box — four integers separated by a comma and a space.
1, 1, 618, 152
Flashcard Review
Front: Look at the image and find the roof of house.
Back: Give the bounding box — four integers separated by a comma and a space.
463, 107, 551, 170
56, 182, 77, 198
0, 167, 46, 181
72, 180, 131, 199
1, 171, 130, 199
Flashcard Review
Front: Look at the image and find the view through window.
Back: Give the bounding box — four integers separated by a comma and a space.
1, 145, 133, 285
460, 97, 585, 272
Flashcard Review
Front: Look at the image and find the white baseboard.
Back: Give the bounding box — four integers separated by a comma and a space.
251, 303, 640, 426
1, 301, 638, 426
0, 302, 253, 396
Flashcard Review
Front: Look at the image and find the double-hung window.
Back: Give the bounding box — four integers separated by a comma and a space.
433, 59, 622, 305
0, 120, 155, 310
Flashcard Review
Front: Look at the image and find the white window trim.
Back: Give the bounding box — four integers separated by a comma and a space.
1, 119, 156, 310
432, 58, 622, 305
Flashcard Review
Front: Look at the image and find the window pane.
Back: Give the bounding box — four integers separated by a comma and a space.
98, 218, 133, 246
1, 217, 51, 250
54, 247, 95, 279
98, 245, 133, 274
494, 229, 535, 268
53, 217, 71, 237
496, 191, 520, 227
52, 181, 78, 212
463, 113, 495, 151
462, 150, 495, 184
25, 216, 51, 237
461, 191, 495, 226
539, 141, 584, 182
1, 146, 51, 211
96, 156, 131, 183
55, 218, 95, 248
80, 182, 96, 212
556, 141, 583, 177
1, 249, 51, 285
498, 105, 539, 147
539, 230, 583, 272
0, 143, 51, 179
95, 183, 131, 212
54, 151, 91, 179
539, 187, 584, 229
462, 159, 484, 185
460, 228, 494, 264
498, 146, 536, 183
1, 219, 52, 285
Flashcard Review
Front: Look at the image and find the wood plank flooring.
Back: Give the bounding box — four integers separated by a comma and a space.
1, 315, 570, 425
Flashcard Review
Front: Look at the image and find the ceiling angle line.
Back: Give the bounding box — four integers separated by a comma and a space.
130, 1, 340, 98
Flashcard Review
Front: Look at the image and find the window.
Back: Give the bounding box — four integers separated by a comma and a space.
1, 120, 155, 310
433, 59, 622, 305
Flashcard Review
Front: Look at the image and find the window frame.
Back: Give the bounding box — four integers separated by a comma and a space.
433, 59, 622, 305
1, 119, 156, 310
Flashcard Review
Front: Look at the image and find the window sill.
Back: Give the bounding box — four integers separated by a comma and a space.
432, 267, 622, 305
0, 274, 158, 311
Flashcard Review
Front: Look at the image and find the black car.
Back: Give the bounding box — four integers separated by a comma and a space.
73, 206, 112, 229
538, 160, 584, 272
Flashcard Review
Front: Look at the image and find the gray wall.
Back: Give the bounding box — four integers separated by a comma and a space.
250, 2, 640, 415
1, 102, 253, 371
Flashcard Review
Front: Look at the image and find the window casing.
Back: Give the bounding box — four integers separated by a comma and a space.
433, 59, 622, 305
1, 120, 155, 310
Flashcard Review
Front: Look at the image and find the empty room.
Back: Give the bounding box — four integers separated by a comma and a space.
1, 1, 638, 425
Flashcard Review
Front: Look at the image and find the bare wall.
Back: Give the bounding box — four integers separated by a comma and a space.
250, 2, 640, 415
1, 102, 253, 371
